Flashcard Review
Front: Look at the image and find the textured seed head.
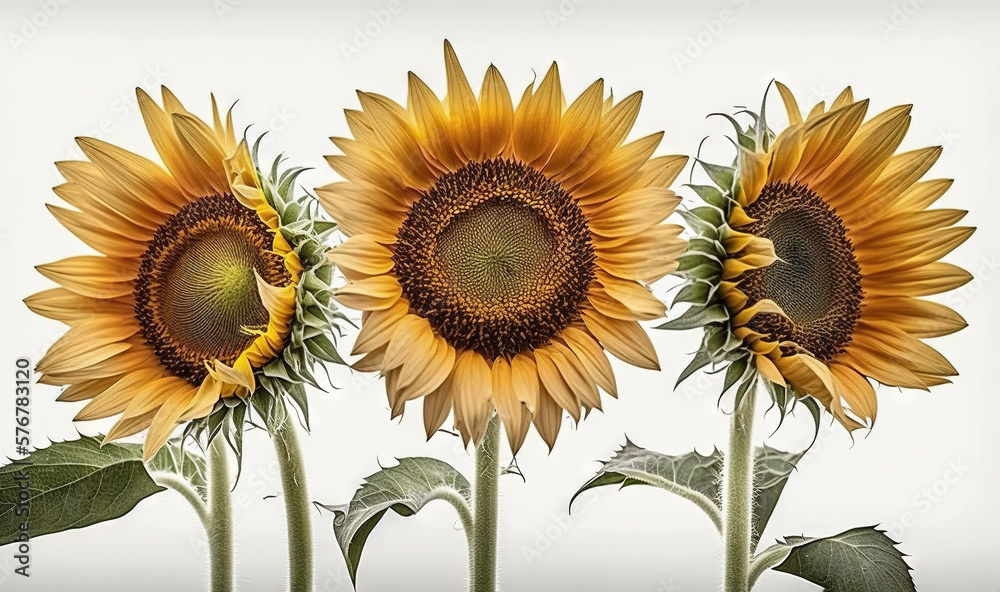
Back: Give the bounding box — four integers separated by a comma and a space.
394, 158, 595, 359
737, 181, 863, 361
134, 194, 291, 383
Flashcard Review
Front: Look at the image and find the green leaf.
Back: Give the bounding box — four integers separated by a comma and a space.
751, 445, 803, 551
773, 526, 915, 592
0, 436, 164, 545
574, 441, 806, 543
146, 439, 208, 500
319, 457, 472, 585
571, 440, 723, 530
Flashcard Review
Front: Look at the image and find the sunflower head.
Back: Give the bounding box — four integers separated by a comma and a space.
321, 41, 687, 452
666, 82, 973, 431
26, 88, 344, 460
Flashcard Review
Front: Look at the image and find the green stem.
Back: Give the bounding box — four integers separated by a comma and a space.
270, 405, 314, 592
208, 437, 235, 592
721, 385, 757, 592
747, 544, 790, 590
152, 472, 210, 529
470, 415, 501, 592
427, 487, 475, 548
644, 473, 723, 533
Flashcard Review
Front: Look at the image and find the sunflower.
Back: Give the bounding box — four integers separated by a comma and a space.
321, 41, 687, 451
26, 87, 339, 460
670, 82, 973, 430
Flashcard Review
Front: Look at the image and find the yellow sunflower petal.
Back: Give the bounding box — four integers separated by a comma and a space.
407, 71, 460, 170
334, 276, 403, 311
491, 357, 532, 453
479, 64, 514, 158
451, 351, 494, 446
329, 235, 395, 281
532, 387, 563, 451
774, 81, 803, 126
534, 346, 581, 422
581, 309, 659, 370
561, 327, 617, 398
543, 78, 604, 175
443, 40, 482, 160
423, 379, 454, 439
36, 256, 136, 299
512, 62, 562, 165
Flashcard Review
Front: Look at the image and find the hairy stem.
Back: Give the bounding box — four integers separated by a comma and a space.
470, 416, 501, 592
747, 544, 790, 590
270, 406, 314, 592
722, 385, 757, 592
208, 437, 235, 592
151, 472, 210, 529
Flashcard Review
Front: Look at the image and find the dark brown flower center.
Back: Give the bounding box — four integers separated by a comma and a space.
393, 158, 596, 359
736, 181, 863, 361
134, 194, 291, 384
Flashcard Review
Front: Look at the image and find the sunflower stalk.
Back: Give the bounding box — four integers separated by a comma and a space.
267, 401, 314, 592
208, 437, 235, 592
747, 543, 791, 589
721, 382, 757, 592
471, 415, 501, 592
152, 472, 210, 528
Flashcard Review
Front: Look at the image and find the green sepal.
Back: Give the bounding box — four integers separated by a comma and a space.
676, 348, 713, 388
707, 112, 757, 152
671, 280, 717, 307
722, 355, 752, 395
687, 236, 726, 259
678, 209, 722, 236
182, 140, 348, 478
656, 304, 729, 331
676, 251, 723, 276
688, 205, 727, 227
733, 372, 758, 411
685, 184, 730, 210
697, 159, 736, 192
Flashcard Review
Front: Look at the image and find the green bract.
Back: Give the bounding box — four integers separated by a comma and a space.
659, 97, 821, 430
183, 136, 349, 471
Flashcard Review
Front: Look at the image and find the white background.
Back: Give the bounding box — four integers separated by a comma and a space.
1, 0, 998, 590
